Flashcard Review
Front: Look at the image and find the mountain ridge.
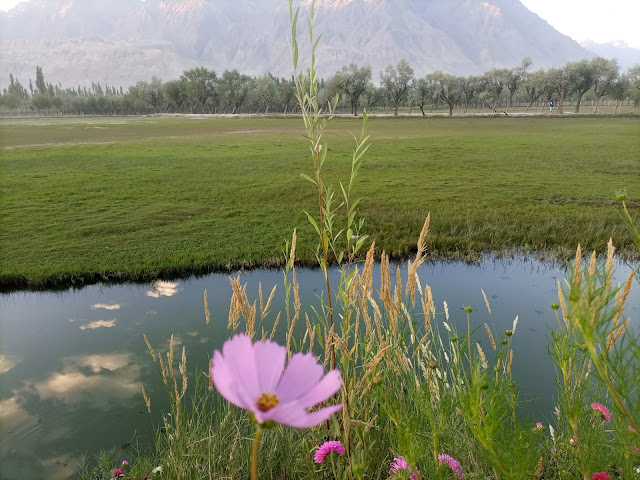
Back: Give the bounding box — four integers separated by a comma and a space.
0, 0, 593, 90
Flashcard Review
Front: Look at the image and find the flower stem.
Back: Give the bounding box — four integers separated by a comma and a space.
251, 426, 262, 480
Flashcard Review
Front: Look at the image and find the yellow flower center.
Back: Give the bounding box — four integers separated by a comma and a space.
256, 392, 280, 412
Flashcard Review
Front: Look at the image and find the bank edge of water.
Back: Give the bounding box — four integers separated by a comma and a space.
3, 244, 637, 293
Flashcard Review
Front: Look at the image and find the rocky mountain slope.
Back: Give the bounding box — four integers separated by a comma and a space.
0, 0, 593, 90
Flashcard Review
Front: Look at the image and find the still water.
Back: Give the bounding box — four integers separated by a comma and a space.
1, 257, 638, 480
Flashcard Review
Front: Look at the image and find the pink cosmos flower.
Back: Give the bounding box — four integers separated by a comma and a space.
531, 422, 544, 432
314, 440, 345, 463
211, 334, 342, 427
591, 403, 612, 422
438, 453, 464, 479
591, 472, 610, 480
110, 469, 124, 478
389, 457, 419, 480
121, 460, 128, 466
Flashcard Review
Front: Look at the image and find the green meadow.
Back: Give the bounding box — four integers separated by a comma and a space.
0, 115, 638, 288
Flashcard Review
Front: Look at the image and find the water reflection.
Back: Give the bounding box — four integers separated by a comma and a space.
78, 319, 117, 330
28, 353, 140, 406
91, 303, 121, 310
146, 281, 180, 298
0, 257, 637, 480
0, 354, 20, 374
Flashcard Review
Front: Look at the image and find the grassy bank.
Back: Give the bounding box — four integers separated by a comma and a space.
1, 115, 638, 289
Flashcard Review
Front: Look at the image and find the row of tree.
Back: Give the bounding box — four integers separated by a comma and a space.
2, 58, 639, 116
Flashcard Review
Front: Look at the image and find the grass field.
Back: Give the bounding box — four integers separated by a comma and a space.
1, 115, 638, 289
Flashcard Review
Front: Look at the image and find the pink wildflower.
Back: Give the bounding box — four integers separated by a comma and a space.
211, 334, 342, 428
389, 457, 419, 480
314, 441, 345, 463
121, 460, 128, 466
591, 472, 610, 480
591, 403, 611, 422
570, 438, 576, 445
531, 422, 544, 432
110, 468, 124, 478
438, 453, 464, 479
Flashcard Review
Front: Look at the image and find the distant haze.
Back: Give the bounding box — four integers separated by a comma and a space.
0, 0, 636, 91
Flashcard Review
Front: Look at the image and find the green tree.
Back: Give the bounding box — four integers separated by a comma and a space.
334, 63, 372, 115
429, 71, 463, 116
180, 67, 218, 113
218, 69, 252, 113
380, 59, 414, 115
35, 66, 47, 95
566, 59, 595, 113
591, 57, 619, 113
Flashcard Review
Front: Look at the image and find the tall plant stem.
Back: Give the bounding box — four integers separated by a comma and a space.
587, 342, 640, 436
251, 426, 262, 480
317, 153, 336, 370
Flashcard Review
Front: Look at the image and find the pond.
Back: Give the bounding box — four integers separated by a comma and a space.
1, 257, 638, 480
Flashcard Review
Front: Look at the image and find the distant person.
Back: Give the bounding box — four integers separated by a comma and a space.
549, 100, 554, 113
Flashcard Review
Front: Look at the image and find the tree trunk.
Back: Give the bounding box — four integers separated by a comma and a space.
419, 105, 425, 116
575, 93, 583, 113
448, 103, 454, 116
394, 103, 398, 116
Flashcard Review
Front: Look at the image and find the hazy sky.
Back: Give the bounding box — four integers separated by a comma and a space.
0, 0, 639, 49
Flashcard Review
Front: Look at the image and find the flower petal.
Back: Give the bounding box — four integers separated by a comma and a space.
253, 339, 286, 393
296, 369, 342, 408
211, 349, 248, 409
220, 334, 260, 402
275, 352, 324, 403
267, 403, 342, 428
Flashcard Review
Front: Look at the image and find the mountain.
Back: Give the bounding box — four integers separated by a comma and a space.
0, 0, 592, 91
581, 40, 640, 72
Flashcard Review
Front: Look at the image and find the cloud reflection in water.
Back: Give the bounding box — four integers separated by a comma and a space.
146, 281, 180, 298
78, 319, 116, 330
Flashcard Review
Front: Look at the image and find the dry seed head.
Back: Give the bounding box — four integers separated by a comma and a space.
484, 323, 496, 350
168, 334, 175, 367
606, 238, 614, 289
416, 214, 430, 259
444, 301, 449, 321
481, 289, 492, 315
142, 386, 151, 414
289, 229, 297, 267
607, 318, 630, 351
204, 289, 210, 325
508, 349, 513, 376
360, 241, 375, 299
512, 315, 518, 335
263, 285, 277, 320
270, 312, 281, 340
588, 251, 597, 278
557, 281, 568, 329
180, 346, 187, 395
476, 343, 488, 369
144, 334, 157, 363
443, 321, 452, 333
573, 244, 583, 288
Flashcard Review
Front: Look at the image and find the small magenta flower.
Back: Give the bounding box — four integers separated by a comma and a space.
591, 403, 612, 422
110, 469, 124, 478
531, 422, 544, 432
570, 438, 576, 445
389, 457, 419, 480
438, 453, 464, 479
211, 334, 342, 427
591, 472, 610, 480
314, 440, 345, 463
121, 460, 128, 466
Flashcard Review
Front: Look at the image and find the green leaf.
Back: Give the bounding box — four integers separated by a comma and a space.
300, 173, 317, 186
305, 211, 321, 235
347, 228, 353, 241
